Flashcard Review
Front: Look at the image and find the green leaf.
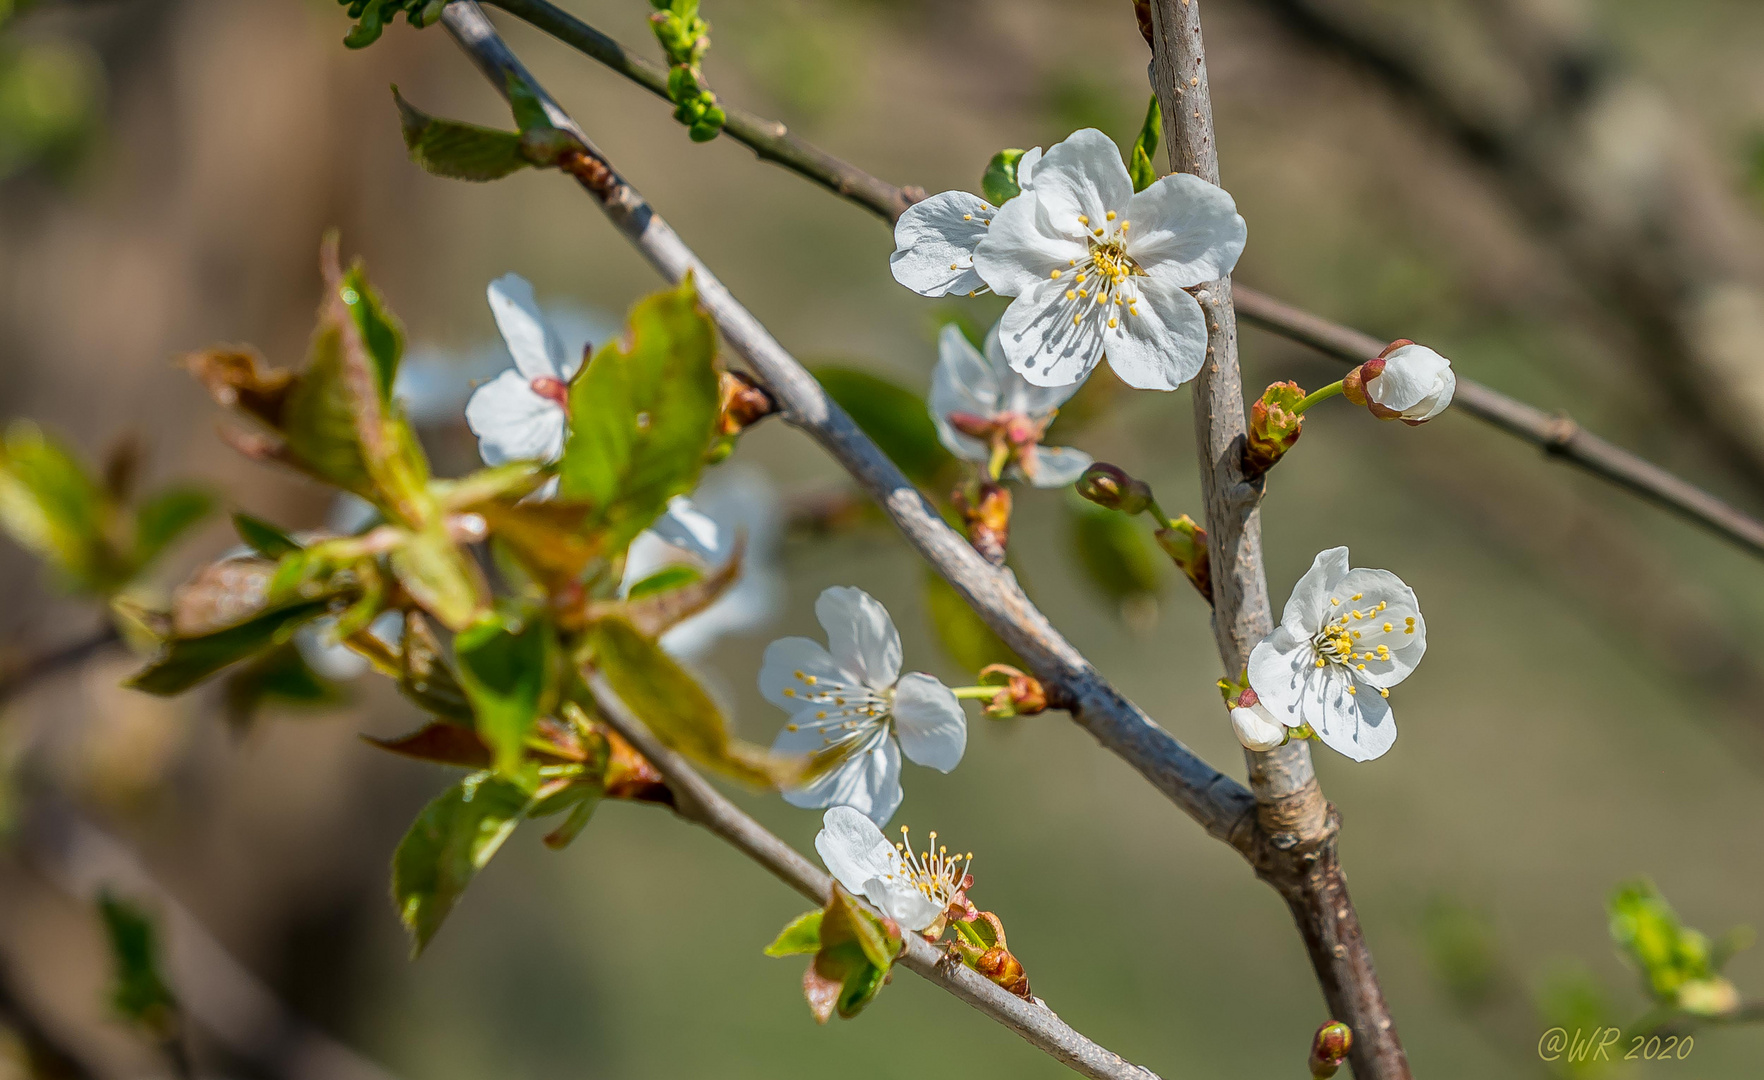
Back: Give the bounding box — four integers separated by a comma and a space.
981, 148, 1026, 206
127, 597, 333, 696
765, 910, 824, 957
98, 893, 178, 1034
393, 86, 532, 183
923, 566, 1021, 672
591, 615, 801, 788
625, 563, 703, 601
453, 612, 553, 781
133, 486, 214, 570
340, 263, 404, 406
559, 278, 721, 553
808, 885, 901, 1020
282, 312, 376, 495
388, 524, 485, 632
0, 420, 114, 590
811, 366, 954, 489
539, 785, 602, 849
504, 72, 549, 134
391, 774, 532, 954
1069, 499, 1163, 602
1128, 94, 1161, 193
232, 512, 303, 559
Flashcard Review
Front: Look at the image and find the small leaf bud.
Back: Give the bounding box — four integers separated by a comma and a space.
1246, 381, 1305, 477
1308, 1021, 1353, 1079
954, 481, 1012, 566
1075, 462, 1152, 515
978, 664, 1047, 719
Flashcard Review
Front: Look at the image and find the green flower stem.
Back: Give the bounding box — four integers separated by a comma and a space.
950, 685, 999, 701
987, 441, 1010, 481
1144, 498, 1177, 531
1292, 380, 1345, 415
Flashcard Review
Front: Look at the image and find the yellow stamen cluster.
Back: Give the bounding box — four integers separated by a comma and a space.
785, 669, 891, 749
882, 825, 973, 907
1048, 215, 1145, 333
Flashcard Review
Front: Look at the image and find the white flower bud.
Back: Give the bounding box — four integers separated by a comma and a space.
1365, 344, 1455, 423
1231, 701, 1288, 752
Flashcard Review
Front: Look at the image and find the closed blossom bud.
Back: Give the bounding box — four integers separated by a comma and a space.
1308, 1021, 1353, 1079
955, 481, 1012, 566
1245, 381, 1305, 477
1229, 688, 1289, 751
1343, 340, 1455, 425
978, 664, 1047, 719
1075, 462, 1152, 515
976, 945, 1032, 999
1153, 514, 1212, 604
718, 370, 777, 437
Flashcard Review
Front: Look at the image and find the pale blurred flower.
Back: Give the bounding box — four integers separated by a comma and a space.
929, 322, 1091, 487
761, 587, 966, 825
1247, 547, 1426, 762
973, 128, 1246, 390
463, 273, 582, 465
888, 147, 1043, 299
815, 806, 971, 933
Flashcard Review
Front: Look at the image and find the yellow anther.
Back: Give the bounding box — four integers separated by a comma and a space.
1078, 289, 1088, 298
1066, 290, 1077, 300
783, 688, 796, 698
950, 263, 959, 270
1315, 658, 1326, 668
1073, 314, 1082, 325
1378, 688, 1390, 698
1050, 269, 1062, 279
1347, 686, 1357, 695
1382, 622, 1392, 632
1330, 597, 1341, 606
1094, 228, 1105, 236
1076, 272, 1087, 282
1077, 215, 1089, 225
1108, 318, 1118, 328
963, 214, 973, 221
786, 723, 798, 731
1351, 593, 1363, 601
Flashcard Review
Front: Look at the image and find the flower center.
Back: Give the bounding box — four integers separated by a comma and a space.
780, 668, 892, 748
530, 376, 569, 407
889, 825, 972, 908
1044, 215, 1145, 331
1309, 595, 1414, 699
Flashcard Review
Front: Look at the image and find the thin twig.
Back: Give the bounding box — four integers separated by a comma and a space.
481, 0, 918, 221
584, 673, 1160, 1080
0, 624, 120, 709
1232, 286, 1764, 558
1148, 4, 1411, 1079
474, 0, 1764, 566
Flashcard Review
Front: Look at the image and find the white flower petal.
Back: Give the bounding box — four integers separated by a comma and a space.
1368, 344, 1455, 420
1232, 702, 1288, 751
890, 190, 993, 298
1281, 546, 1352, 635
1329, 569, 1425, 688
996, 276, 1109, 387
891, 672, 966, 772
487, 273, 566, 380
1016, 444, 1093, 488
1124, 172, 1248, 286
648, 496, 722, 562
1310, 673, 1398, 762
777, 728, 903, 825
463, 370, 567, 466
866, 877, 946, 933
1023, 128, 1134, 241
1099, 274, 1209, 390
988, 322, 1081, 416
1016, 146, 1043, 191
929, 324, 996, 462
974, 193, 1089, 298
758, 636, 856, 709
1247, 628, 1313, 728
816, 586, 902, 690
815, 806, 901, 896
659, 566, 782, 659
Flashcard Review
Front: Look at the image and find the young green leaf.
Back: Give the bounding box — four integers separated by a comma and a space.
765, 910, 825, 957
127, 598, 333, 696
388, 523, 487, 632
1128, 94, 1161, 193
231, 512, 303, 559
981, 148, 1026, 206
811, 366, 955, 489
393, 86, 532, 183
625, 563, 703, 601
391, 774, 533, 954
98, 894, 178, 1035
559, 278, 721, 552
453, 612, 553, 780
340, 263, 404, 407
0, 420, 116, 591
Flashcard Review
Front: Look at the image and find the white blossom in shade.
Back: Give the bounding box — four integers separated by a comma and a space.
1230, 695, 1288, 752
888, 148, 1046, 299
1363, 343, 1456, 423
973, 128, 1247, 390
620, 467, 784, 658
761, 587, 966, 825
815, 806, 972, 933
929, 322, 1092, 488
463, 273, 586, 466
1247, 547, 1426, 763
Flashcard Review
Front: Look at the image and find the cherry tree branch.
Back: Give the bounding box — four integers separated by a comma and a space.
1233, 286, 1764, 558
1147, 4, 1409, 1078
584, 674, 1161, 1080
0, 624, 120, 709
481, 0, 918, 220
474, 0, 1764, 567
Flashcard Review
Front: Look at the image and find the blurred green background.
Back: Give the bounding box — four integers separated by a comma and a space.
1, 0, 1763, 1078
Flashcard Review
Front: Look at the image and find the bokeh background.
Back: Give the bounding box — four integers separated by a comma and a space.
2, 0, 1763, 1077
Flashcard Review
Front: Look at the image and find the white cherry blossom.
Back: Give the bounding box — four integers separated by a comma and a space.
1247, 547, 1426, 762
620, 467, 783, 658
888, 148, 1044, 298
463, 273, 584, 465
1362, 343, 1456, 423
972, 128, 1247, 390
815, 806, 972, 933
929, 322, 1092, 487
761, 587, 966, 824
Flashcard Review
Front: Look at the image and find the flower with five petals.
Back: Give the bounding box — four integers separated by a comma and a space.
930, 321, 1091, 488
815, 805, 972, 934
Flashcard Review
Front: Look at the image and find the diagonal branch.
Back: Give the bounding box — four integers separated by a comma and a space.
1147, 4, 1409, 1078
585, 673, 1161, 1080
476, 0, 1764, 566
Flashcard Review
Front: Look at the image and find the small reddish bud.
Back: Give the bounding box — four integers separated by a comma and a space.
1153, 514, 1212, 605
1236, 686, 1259, 709
1132, 0, 1155, 49
529, 375, 570, 407
1245, 381, 1305, 477
718, 370, 777, 436
1340, 358, 1384, 407
955, 481, 1012, 566
976, 945, 1032, 999
1075, 462, 1153, 515
946, 411, 998, 440
1308, 1021, 1353, 1079
978, 664, 1047, 718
